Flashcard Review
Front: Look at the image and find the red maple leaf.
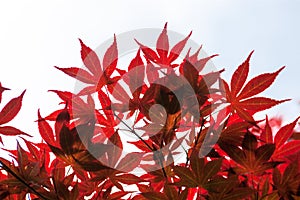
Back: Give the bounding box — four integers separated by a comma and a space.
222, 51, 289, 122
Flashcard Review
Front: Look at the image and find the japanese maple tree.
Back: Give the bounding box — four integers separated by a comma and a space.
0, 24, 299, 200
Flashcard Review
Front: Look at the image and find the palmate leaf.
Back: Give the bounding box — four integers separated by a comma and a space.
110, 50, 148, 122
173, 166, 198, 187
59, 123, 112, 172
135, 23, 191, 67
274, 140, 300, 158
2, 24, 299, 199
38, 108, 112, 172
0, 90, 30, 138
270, 117, 300, 163
179, 47, 218, 74
222, 51, 289, 122
79, 38, 102, 77
272, 163, 300, 199
0, 140, 55, 200
56, 35, 120, 95
237, 67, 285, 100
207, 175, 254, 200
230, 51, 253, 98
173, 152, 223, 189
220, 131, 278, 174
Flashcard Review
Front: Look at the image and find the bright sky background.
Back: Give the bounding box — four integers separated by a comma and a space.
0, 1, 299, 147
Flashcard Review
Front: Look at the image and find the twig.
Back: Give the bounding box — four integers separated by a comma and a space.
0, 160, 50, 200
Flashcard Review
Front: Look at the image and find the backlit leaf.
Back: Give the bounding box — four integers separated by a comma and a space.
54, 66, 96, 84
230, 51, 253, 97
255, 143, 275, 162
173, 166, 198, 187
274, 117, 300, 148
38, 110, 56, 147
261, 116, 273, 143
0, 90, 25, 125
237, 67, 284, 100
116, 152, 143, 172
0, 126, 31, 137
79, 38, 102, 77
238, 97, 289, 112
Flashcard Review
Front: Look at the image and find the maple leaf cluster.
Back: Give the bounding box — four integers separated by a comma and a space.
0, 24, 299, 200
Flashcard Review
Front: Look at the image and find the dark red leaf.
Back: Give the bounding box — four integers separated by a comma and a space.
237, 66, 285, 100
242, 132, 257, 151
0, 126, 31, 137
234, 106, 254, 122
0, 90, 25, 125
114, 174, 143, 185
222, 122, 250, 135
164, 184, 178, 200
275, 140, 300, 158
178, 188, 188, 200
238, 97, 289, 112
230, 51, 253, 97
274, 117, 300, 148
182, 60, 198, 88
16, 142, 29, 175
48, 90, 74, 102
221, 79, 231, 102
255, 143, 275, 162
201, 158, 223, 184
59, 124, 75, 155
22, 139, 40, 160
38, 110, 57, 147
107, 130, 123, 167
260, 116, 273, 143
223, 188, 254, 200
190, 151, 205, 183
272, 167, 281, 185
109, 191, 128, 200
219, 142, 247, 167
173, 166, 198, 187
141, 192, 168, 200
44, 109, 63, 121
282, 163, 299, 185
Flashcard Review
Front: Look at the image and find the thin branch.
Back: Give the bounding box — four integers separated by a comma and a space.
0, 160, 50, 200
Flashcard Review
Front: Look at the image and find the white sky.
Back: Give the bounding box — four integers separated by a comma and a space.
0, 0, 299, 146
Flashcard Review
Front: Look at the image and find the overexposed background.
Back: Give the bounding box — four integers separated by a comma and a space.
0, 0, 299, 146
